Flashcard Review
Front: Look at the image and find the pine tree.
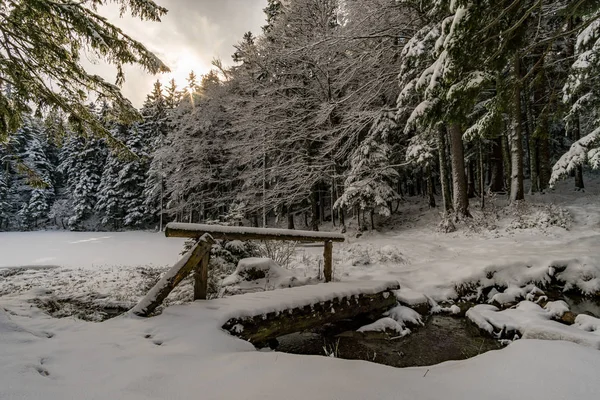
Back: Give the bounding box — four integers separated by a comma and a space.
120, 126, 149, 228
0, 165, 10, 229
60, 135, 107, 230
164, 79, 183, 110
141, 82, 169, 229
0, 0, 169, 143
18, 122, 55, 229
335, 111, 400, 230
96, 131, 125, 229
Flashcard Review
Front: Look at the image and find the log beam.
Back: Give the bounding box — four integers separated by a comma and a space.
194, 248, 211, 300
132, 234, 215, 317
222, 290, 398, 345
165, 222, 345, 243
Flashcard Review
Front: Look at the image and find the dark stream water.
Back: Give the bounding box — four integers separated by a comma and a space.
276, 314, 503, 368
275, 292, 600, 368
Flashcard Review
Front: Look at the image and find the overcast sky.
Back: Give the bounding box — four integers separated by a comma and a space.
86, 0, 267, 106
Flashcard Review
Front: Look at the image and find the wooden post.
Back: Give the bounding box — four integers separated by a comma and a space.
194, 248, 211, 300
323, 240, 333, 282
131, 234, 215, 317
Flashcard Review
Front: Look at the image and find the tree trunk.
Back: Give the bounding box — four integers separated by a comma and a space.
567, 17, 584, 191
510, 55, 525, 202
448, 123, 470, 218
490, 137, 505, 192
287, 205, 295, 230
310, 184, 320, 231
525, 85, 540, 194
467, 160, 476, 198
370, 209, 375, 231
479, 140, 485, 209
427, 166, 436, 208
573, 115, 585, 191
538, 133, 551, 190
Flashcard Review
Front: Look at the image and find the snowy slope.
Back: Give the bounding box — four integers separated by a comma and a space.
2, 301, 600, 400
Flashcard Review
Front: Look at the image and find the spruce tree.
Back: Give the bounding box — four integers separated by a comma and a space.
0, 165, 10, 229
0, 0, 169, 143
335, 111, 400, 229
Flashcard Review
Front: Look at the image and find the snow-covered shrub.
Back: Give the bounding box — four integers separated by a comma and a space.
345, 244, 372, 266
376, 245, 405, 264
341, 243, 405, 267
256, 240, 298, 268
219, 257, 315, 297
507, 203, 572, 231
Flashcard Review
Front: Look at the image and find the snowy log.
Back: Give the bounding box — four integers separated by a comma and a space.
132, 234, 215, 317
222, 288, 399, 346
165, 223, 345, 243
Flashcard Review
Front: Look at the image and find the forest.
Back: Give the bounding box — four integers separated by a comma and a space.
1, 0, 599, 232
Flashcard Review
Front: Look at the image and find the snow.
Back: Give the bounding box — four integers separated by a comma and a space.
574, 314, 600, 335
551, 127, 600, 185
384, 305, 424, 326
357, 317, 410, 336
544, 300, 570, 319
0, 231, 186, 269
466, 301, 600, 349
1, 177, 600, 398
2, 303, 600, 399
210, 280, 399, 323
489, 285, 527, 305
220, 257, 315, 295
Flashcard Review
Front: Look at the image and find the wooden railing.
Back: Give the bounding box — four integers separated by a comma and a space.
132, 224, 345, 317
166, 223, 345, 287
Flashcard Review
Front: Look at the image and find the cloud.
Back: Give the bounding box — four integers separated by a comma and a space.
87, 0, 267, 106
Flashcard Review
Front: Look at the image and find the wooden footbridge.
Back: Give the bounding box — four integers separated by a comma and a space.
131, 223, 400, 346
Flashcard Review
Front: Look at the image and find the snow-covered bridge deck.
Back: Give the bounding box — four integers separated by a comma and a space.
216, 280, 400, 346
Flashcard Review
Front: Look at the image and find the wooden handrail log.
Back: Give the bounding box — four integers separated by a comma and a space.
165, 223, 345, 243
131, 234, 215, 317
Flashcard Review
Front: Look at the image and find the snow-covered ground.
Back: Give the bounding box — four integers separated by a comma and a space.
3, 302, 600, 399
0, 231, 186, 269
1, 177, 600, 399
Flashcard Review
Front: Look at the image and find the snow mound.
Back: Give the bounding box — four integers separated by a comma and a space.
357, 317, 411, 336
466, 301, 600, 349
544, 301, 570, 319
489, 285, 544, 306
457, 257, 600, 300
384, 305, 423, 326
220, 258, 315, 296
395, 288, 428, 306
574, 314, 600, 335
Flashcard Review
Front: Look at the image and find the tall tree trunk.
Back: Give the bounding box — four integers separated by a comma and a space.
427, 166, 436, 208
538, 132, 551, 191
525, 85, 539, 194
567, 17, 585, 191
287, 205, 295, 230
490, 137, 505, 192
573, 115, 585, 190
510, 55, 525, 202
310, 184, 319, 231
467, 160, 476, 198
479, 140, 485, 209
448, 123, 470, 218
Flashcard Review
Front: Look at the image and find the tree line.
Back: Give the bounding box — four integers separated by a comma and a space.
157, 0, 600, 231
2, 0, 600, 232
